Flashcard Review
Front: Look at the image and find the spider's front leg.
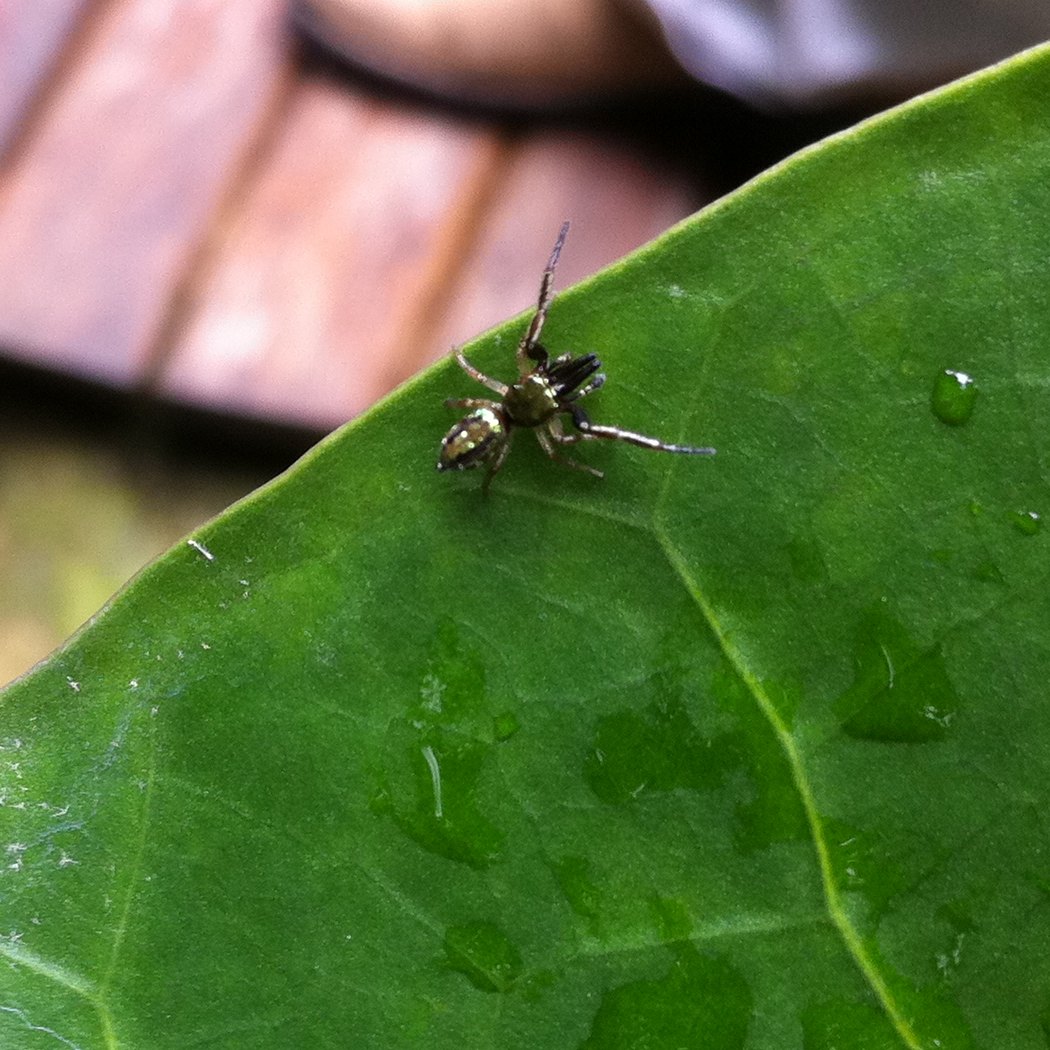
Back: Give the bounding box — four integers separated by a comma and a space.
517, 221, 569, 373
453, 349, 508, 396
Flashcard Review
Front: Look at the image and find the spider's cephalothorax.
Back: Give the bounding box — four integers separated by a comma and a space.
437, 222, 716, 490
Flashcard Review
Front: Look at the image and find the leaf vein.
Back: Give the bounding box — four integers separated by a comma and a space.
654, 529, 925, 1050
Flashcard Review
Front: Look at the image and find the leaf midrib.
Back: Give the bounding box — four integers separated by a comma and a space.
654, 525, 924, 1050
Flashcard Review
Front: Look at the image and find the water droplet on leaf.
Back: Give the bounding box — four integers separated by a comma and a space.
550, 855, 602, 927
1010, 510, 1041, 536
443, 921, 522, 993
370, 620, 504, 867
579, 947, 750, 1049
931, 369, 977, 426
836, 610, 959, 743
583, 700, 736, 805
493, 712, 519, 741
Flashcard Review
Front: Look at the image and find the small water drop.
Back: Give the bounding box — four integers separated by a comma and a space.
550, 855, 602, 924
583, 700, 735, 805
837, 610, 959, 744
1010, 510, 1041, 536
443, 921, 522, 993
579, 947, 750, 1049
931, 369, 977, 426
372, 621, 505, 868
493, 712, 519, 741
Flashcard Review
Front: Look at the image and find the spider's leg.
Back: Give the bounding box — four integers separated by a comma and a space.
481, 431, 514, 493
454, 349, 508, 395
444, 397, 501, 411
536, 420, 603, 478
517, 221, 570, 372
567, 405, 716, 455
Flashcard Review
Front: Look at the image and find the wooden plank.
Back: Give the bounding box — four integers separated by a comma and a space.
158, 78, 506, 431
424, 128, 704, 369
0, 0, 92, 157
0, 0, 289, 385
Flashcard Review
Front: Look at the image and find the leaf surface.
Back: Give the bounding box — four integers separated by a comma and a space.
3, 46, 1050, 1049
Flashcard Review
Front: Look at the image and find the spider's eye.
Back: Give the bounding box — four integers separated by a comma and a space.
437, 408, 506, 471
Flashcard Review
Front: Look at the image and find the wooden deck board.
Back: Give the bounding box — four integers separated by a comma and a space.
0, 0, 288, 384
160, 111, 703, 432
158, 78, 504, 429
0, 0, 707, 434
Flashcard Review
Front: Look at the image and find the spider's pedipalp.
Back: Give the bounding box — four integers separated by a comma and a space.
569, 374, 606, 402
546, 352, 604, 399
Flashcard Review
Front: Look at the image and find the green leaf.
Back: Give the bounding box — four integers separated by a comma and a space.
4, 45, 1050, 1049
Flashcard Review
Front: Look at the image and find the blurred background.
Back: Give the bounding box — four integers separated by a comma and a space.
1, 0, 1044, 684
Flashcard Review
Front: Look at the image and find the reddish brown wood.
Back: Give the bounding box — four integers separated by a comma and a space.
0, 2, 707, 433
423, 128, 704, 367
0, 0, 93, 157
159, 78, 505, 430
0, 0, 289, 385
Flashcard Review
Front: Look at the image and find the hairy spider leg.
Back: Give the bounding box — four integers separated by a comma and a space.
564, 404, 717, 455
518, 220, 570, 371
454, 350, 508, 395
534, 420, 604, 478
444, 397, 501, 411
481, 433, 514, 492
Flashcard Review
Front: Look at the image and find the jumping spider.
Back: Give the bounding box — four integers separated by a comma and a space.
437, 222, 715, 490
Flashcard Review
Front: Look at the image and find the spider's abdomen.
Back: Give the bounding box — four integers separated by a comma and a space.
504, 374, 559, 427
437, 407, 507, 471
